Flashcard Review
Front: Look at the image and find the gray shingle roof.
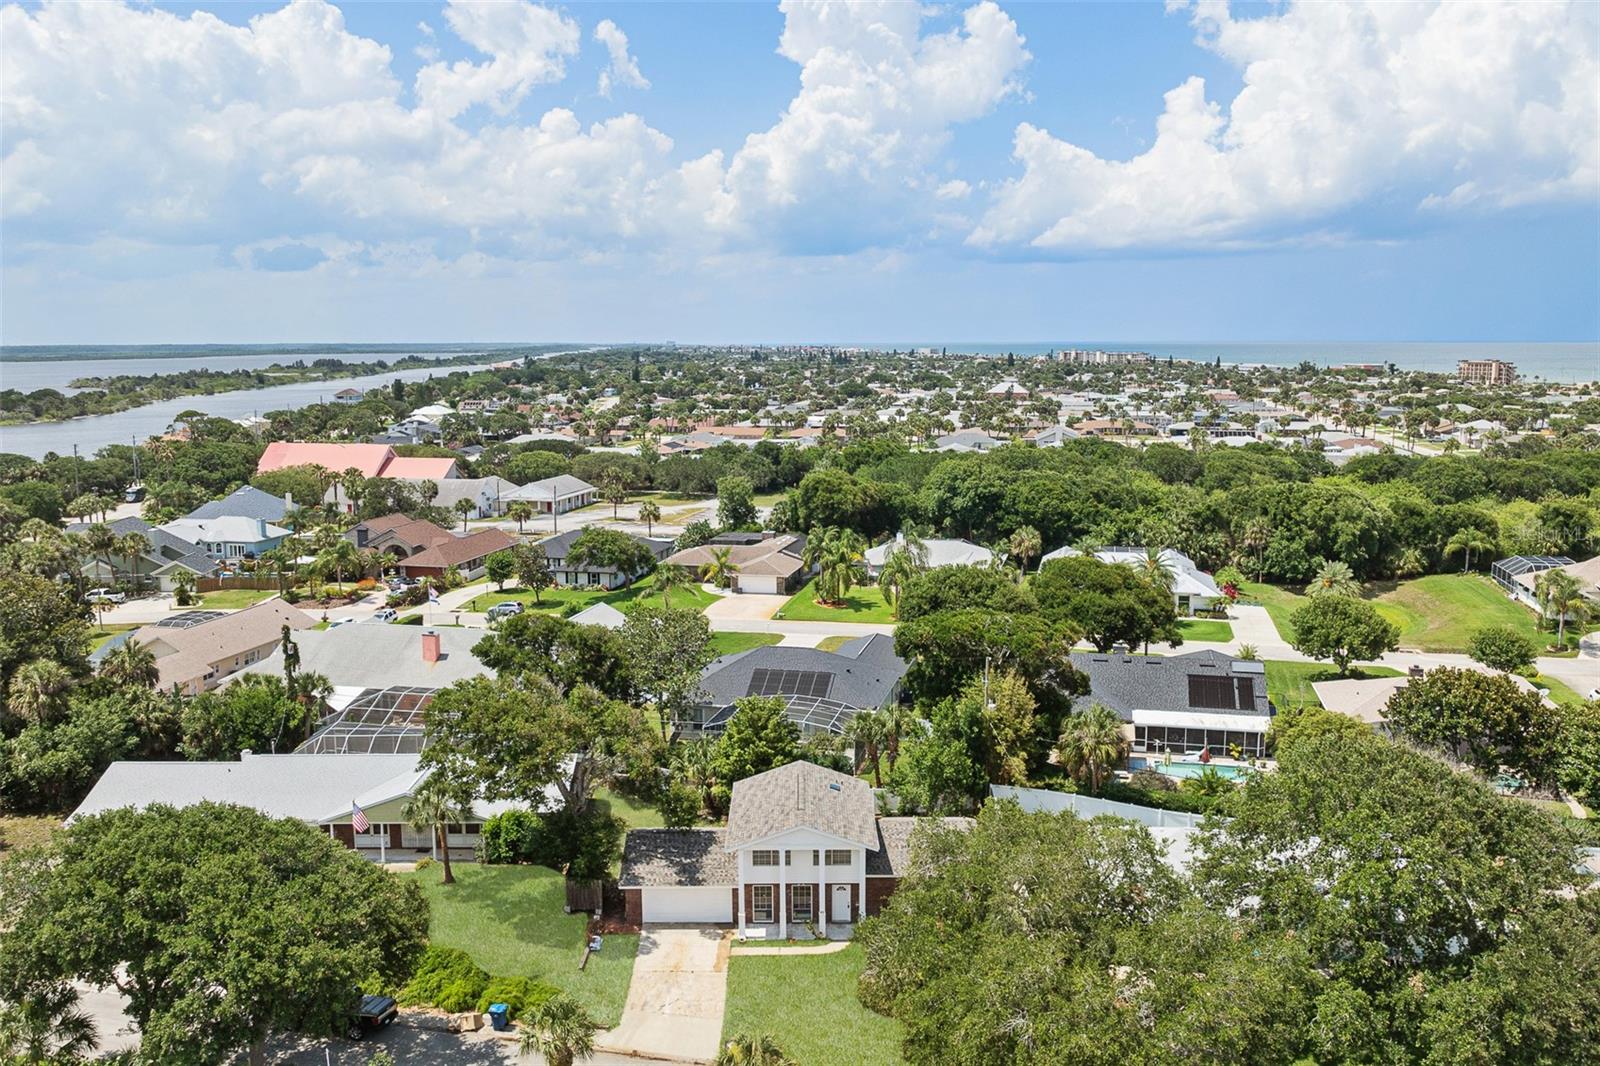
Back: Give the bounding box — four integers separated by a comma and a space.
619, 828, 736, 888
1069, 649, 1270, 723
699, 634, 905, 713
66, 516, 214, 575
725, 761, 879, 850
866, 816, 973, 876
186, 485, 293, 522
236, 624, 492, 689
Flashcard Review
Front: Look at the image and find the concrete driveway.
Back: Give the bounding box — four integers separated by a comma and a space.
597, 926, 730, 1065
702, 592, 789, 623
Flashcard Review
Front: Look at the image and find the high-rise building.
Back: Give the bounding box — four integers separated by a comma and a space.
1456, 359, 1517, 386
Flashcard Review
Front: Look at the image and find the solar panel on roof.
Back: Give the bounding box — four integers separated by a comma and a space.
747, 668, 833, 700
151, 610, 228, 629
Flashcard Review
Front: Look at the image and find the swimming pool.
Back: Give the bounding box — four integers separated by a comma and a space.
1127, 757, 1254, 781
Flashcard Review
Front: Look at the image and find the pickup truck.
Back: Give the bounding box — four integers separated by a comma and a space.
86, 588, 126, 604
346, 993, 399, 1040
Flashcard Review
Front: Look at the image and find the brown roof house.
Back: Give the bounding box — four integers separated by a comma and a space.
618, 760, 969, 936
397, 528, 518, 581
131, 598, 314, 695
662, 533, 811, 595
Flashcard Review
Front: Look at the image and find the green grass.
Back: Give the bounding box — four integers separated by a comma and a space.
0, 815, 63, 858
198, 587, 279, 609
466, 572, 721, 614
708, 631, 783, 657
775, 579, 896, 624
723, 944, 904, 1066
591, 787, 664, 830
1176, 618, 1234, 642
88, 623, 139, 652
1533, 674, 1584, 707
815, 635, 852, 652
1264, 660, 1405, 712
397, 864, 637, 1027
1243, 574, 1557, 655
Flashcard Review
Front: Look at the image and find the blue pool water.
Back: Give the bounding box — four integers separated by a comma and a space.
1128, 757, 1253, 780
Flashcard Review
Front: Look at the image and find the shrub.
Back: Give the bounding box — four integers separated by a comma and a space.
1128, 768, 1178, 792
481, 809, 542, 864
658, 783, 701, 829
478, 809, 624, 878
414, 856, 435, 870
396, 613, 424, 626
356, 577, 377, 591
1465, 624, 1538, 674
282, 588, 302, 604
1099, 778, 1217, 814
474, 977, 560, 1021
399, 946, 489, 1013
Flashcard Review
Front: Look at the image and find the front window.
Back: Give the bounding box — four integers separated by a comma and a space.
752, 885, 774, 923
751, 850, 778, 867
825, 849, 852, 866
792, 884, 813, 921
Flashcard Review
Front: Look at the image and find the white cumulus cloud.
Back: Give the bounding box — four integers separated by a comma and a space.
414, 0, 580, 118
971, 0, 1600, 254
594, 18, 649, 97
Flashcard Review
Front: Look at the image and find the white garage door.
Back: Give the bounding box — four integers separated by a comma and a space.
641, 887, 732, 923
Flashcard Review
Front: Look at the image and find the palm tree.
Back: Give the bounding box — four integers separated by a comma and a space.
453, 498, 476, 530
805, 527, 866, 605
1304, 560, 1360, 598
115, 531, 151, 593
0, 983, 98, 1066
517, 992, 598, 1066
1239, 518, 1270, 583
716, 1034, 796, 1066
653, 563, 693, 607
1008, 525, 1041, 576
1534, 569, 1591, 650
875, 546, 921, 619
316, 538, 361, 589
403, 781, 468, 884
508, 501, 534, 535
702, 546, 738, 590
844, 709, 888, 786
638, 500, 662, 537
100, 638, 158, 688
879, 702, 916, 775
672, 739, 720, 815
1139, 548, 1174, 597
1056, 703, 1126, 795
7, 660, 74, 726
1443, 528, 1495, 573
601, 467, 628, 519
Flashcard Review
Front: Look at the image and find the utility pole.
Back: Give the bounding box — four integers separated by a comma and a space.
72, 444, 81, 499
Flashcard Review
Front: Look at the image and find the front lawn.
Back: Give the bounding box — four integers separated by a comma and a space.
1264, 660, 1405, 712
398, 864, 637, 1027
200, 587, 279, 609
88, 623, 139, 653
592, 787, 664, 830
0, 814, 63, 858
1176, 618, 1233, 642
1243, 574, 1556, 654
775, 579, 896, 624
722, 944, 904, 1066
708, 631, 783, 657
1534, 673, 1584, 707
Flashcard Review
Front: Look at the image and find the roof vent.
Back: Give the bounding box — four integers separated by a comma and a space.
828, 782, 842, 792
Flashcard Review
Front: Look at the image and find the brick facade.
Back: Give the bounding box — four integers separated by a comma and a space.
738, 882, 869, 925
623, 888, 642, 926
865, 876, 899, 917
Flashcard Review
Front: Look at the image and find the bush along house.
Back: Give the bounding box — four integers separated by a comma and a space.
618, 760, 969, 936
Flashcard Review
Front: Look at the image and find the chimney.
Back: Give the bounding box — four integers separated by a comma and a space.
422, 631, 441, 664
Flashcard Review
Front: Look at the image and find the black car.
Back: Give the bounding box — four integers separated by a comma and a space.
346, 994, 398, 1040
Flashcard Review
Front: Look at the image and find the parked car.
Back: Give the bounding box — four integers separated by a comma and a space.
123, 485, 146, 503
486, 601, 524, 622
87, 588, 126, 604
369, 608, 398, 623
326, 617, 355, 629
346, 993, 398, 1041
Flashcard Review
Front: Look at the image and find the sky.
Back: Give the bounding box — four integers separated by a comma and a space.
1, 0, 1597, 346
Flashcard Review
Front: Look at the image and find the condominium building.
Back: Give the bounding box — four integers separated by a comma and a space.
1457, 359, 1517, 386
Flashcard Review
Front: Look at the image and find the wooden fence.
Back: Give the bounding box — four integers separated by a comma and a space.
196, 575, 282, 592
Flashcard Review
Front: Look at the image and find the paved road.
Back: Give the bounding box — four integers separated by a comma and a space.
598, 926, 730, 1065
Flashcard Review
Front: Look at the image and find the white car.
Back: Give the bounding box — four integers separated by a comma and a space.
369, 608, 399, 623
87, 587, 126, 604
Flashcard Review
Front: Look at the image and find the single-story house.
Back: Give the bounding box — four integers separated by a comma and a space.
71, 752, 549, 861
132, 598, 314, 695
1314, 669, 1552, 732
1507, 554, 1600, 609
398, 476, 518, 519
864, 534, 992, 575
398, 528, 519, 580
537, 529, 674, 589
186, 485, 296, 524
333, 388, 364, 404
502, 475, 597, 515
1491, 555, 1577, 610
694, 634, 906, 736
662, 533, 811, 595
1040, 545, 1223, 613
934, 429, 1004, 452
66, 516, 215, 592
619, 760, 969, 933
160, 516, 289, 561
1071, 649, 1272, 759
569, 602, 627, 629
238, 624, 492, 692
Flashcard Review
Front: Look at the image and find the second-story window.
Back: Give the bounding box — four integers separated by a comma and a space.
825, 849, 852, 866
751, 849, 779, 867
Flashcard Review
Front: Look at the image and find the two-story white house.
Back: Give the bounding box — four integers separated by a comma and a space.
619, 761, 968, 936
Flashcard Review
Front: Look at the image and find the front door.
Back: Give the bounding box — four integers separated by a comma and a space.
831, 884, 852, 923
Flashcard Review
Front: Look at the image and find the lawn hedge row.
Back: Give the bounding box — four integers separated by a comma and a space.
397, 945, 560, 1021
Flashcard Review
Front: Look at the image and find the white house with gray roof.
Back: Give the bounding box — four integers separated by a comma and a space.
618, 760, 969, 934
694, 634, 907, 735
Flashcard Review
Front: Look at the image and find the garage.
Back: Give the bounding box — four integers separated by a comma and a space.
641, 887, 733, 924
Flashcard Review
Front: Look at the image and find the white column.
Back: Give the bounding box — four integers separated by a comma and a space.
777, 851, 787, 940
379, 826, 386, 865
737, 862, 746, 940
818, 870, 824, 928
857, 852, 866, 922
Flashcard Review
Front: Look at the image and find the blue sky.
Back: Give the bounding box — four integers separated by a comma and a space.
2, 0, 1596, 344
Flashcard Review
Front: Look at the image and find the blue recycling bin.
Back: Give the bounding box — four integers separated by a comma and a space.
487, 1003, 510, 1031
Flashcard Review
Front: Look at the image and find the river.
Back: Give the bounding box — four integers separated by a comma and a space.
0, 363, 492, 459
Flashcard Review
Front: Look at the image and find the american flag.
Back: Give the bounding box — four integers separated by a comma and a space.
351, 802, 370, 833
